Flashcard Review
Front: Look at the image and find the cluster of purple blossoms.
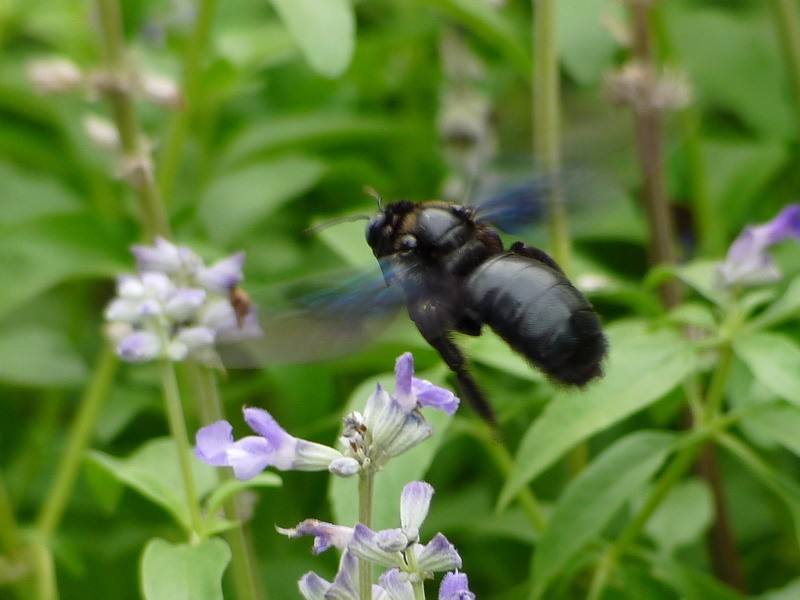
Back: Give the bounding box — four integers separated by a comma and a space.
717, 204, 800, 288
194, 353, 459, 480
282, 481, 474, 600
104, 237, 261, 364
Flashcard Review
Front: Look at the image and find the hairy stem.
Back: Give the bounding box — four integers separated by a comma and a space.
160, 360, 205, 539
358, 470, 375, 598
772, 0, 800, 127
533, 0, 570, 271
95, 0, 170, 239
36, 346, 118, 538
187, 364, 266, 600
158, 0, 218, 203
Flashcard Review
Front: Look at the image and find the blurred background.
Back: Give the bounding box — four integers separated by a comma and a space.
3, 0, 800, 598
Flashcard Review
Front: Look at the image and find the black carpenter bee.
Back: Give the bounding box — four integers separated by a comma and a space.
362, 197, 608, 422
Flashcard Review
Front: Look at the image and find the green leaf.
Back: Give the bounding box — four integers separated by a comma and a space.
141, 538, 230, 600
429, 0, 530, 79
329, 368, 454, 531
645, 478, 713, 555
221, 113, 395, 169
531, 431, 676, 597
746, 402, 800, 458
675, 260, 727, 306
0, 326, 87, 387
557, 0, 621, 85
734, 332, 800, 406
760, 578, 800, 600
651, 557, 745, 600
86, 438, 219, 531
204, 472, 282, 515
267, 0, 355, 77
499, 320, 695, 508
668, 303, 717, 331
748, 276, 800, 330
0, 161, 80, 226
200, 156, 326, 245
464, 332, 545, 383
216, 21, 297, 71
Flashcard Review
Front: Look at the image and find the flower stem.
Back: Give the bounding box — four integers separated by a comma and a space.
160, 360, 204, 539
36, 345, 118, 539
533, 0, 570, 271
358, 470, 375, 598
772, 0, 800, 128
187, 363, 266, 600
0, 475, 20, 557
158, 0, 217, 204
95, 0, 170, 240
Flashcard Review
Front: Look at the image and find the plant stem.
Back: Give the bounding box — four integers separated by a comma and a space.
0, 475, 20, 557
533, 0, 570, 271
28, 540, 57, 600
160, 360, 205, 539
36, 345, 118, 538
358, 470, 375, 599
406, 550, 426, 600
158, 0, 217, 204
95, 0, 170, 239
772, 0, 800, 127
187, 364, 266, 600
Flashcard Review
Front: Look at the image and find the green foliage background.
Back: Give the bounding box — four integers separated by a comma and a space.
3, 0, 800, 598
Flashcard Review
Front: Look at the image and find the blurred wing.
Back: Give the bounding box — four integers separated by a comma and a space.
218, 261, 408, 367
469, 177, 551, 233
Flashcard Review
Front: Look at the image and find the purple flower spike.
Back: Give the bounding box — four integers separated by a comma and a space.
117, 331, 161, 362
439, 572, 475, 600
298, 572, 330, 600
394, 353, 460, 415
276, 519, 354, 555
194, 420, 233, 466
400, 481, 434, 542
718, 204, 800, 287
416, 533, 462, 573
378, 569, 414, 599
198, 252, 245, 293
349, 524, 406, 569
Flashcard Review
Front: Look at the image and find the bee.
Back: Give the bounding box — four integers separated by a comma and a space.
228, 286, 252, 328
365, 199, 607, 422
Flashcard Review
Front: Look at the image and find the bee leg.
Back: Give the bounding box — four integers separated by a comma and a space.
408, 300, 496, 424
455, 311, 482, 336
509, 241, 565, 274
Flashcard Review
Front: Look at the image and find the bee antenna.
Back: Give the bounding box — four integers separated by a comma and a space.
304, 214, 371, 234
363, 185, 383, 210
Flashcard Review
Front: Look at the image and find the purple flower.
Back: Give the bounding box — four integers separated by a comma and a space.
416, 533, 462, 573
718, 204, 800, 287
197, 252, 245, 293
394, 353, 459, 415
439, 572, 475, 600
377, 570, 414, 599
200, 299, 262, 342
298, 550, 360, 600
131, 237, 200, 274
117, 330, 161, 362
194, 407, 350, 480
400, 481, 433, 543
277, 519, 354, 554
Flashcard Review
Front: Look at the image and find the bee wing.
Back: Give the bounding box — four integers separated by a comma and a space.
217, 261, 409, 367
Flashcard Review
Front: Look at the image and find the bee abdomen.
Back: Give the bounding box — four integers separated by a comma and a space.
466, 254, 607, 386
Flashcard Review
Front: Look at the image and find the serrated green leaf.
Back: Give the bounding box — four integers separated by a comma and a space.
557, 0, 621, 85
734, 332, 800, 406
645, 478, 713, 555
0, 326, 87, 387
141, 538, 230, 600
532, 431, 676, 597
329, 368, 454, 531
267, 0, 355, 77
200, 156, 326, 245
499, 321, 695, 508
87, 438, 219, 531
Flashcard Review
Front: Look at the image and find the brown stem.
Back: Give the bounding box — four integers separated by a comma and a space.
626, 0, 745, 591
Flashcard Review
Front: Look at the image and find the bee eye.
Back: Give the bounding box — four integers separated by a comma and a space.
451, 205, 473, 219
399, 234, 417, 251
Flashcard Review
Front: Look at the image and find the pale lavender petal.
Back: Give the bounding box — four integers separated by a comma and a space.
197, 252, 245, 293
416, 533, 462, 573
140, 271, 175, 300
137, 298, 162, 317
293, 440, 343, 471
131, 237, 182, 273
364, 384, 408, 453
400, 481, 434, 542
394, 352, 415, 408
104, 298, 140, 322
439, 572, 474, 600
329, 457, 360, 477
276, 519, 354, 554
201, 299, 263, 341
298, 572, 330, 600
376, 528, 409, 552
117, 331, 161, 362
116, 275, 144, 298
175, 326, 215, 351
243, 407, 292, 449
378, 569, 415, 600
764, 204, 800, 244
349, 524, 405, 569
226, 436, 272, 480
194, 420, 233, 466
327, 550, 359, 600
382, 412, 433, 459
164, 288, 206, 320
412, 378, 459, 415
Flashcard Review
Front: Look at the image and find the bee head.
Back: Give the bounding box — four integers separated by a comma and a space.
365, 201, 416, 258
